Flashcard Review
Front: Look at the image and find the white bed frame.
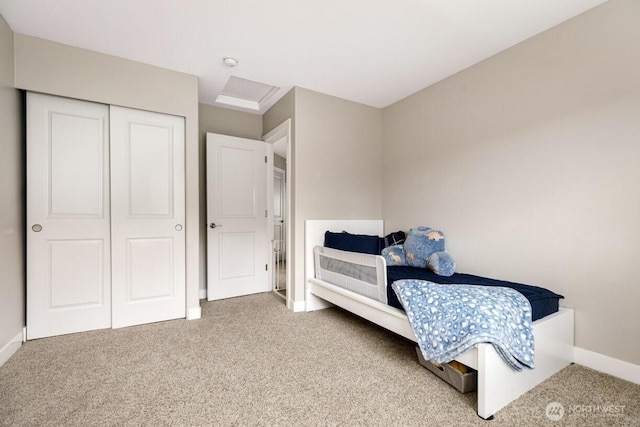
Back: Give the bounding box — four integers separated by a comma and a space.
305, 220, 574, 420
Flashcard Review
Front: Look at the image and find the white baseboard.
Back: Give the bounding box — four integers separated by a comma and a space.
187, 306, 202, 320
0, 331, 23, 368
305, 289, 333, 312
289, 299, 306, 312
574, 347, 640, 385
199, 288, 207, 300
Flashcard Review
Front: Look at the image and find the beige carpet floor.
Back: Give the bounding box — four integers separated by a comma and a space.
1, 293, 638, 426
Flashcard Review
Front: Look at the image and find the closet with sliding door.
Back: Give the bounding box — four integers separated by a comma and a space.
26, 92, 186, 339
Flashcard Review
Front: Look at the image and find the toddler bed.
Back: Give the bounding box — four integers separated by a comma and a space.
305, 220, 574, 420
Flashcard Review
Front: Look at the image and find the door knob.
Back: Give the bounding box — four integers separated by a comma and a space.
32, 224, 43, 232
209, 223, 222, 229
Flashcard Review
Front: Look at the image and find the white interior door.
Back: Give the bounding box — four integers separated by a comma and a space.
206, 133, 268, 300
27, 93, 111, 340
110, 106, 185, 328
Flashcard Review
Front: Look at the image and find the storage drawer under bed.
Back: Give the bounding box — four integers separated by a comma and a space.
415, 347, 478, 393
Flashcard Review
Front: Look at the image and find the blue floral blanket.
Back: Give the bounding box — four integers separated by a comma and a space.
392, 279, 535, 371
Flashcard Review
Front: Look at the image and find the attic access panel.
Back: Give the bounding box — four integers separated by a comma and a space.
216, 76, 280, 112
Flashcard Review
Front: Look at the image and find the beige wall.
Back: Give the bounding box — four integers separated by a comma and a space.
382, 0, 640, 364
293, 87, 383, 303
14, 34, 202, 318
0, 14, 24, 361
263, 88, 295, 138
198, 104, 263, 294
199, 104, 263, 141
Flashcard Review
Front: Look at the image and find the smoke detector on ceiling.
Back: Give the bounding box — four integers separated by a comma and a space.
223, 56, 238, 67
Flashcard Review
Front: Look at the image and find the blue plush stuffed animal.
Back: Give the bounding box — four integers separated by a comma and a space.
426, 251, 456, 277
404, 227, 445, 268
382, 227, 456, 276
381, 244, 407, 266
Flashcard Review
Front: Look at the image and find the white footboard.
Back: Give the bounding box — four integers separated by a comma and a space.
475, 308, 574, 419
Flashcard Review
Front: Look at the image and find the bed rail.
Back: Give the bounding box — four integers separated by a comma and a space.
313, 246, 388, 304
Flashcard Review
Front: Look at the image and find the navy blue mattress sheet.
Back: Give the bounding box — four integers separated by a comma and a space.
387, 266, 563, 322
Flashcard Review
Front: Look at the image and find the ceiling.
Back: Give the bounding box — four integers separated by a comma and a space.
0, 0, 607, 114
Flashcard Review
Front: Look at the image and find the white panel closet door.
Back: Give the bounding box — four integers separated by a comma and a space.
110, 106, 186, 328
27, 93, 111, 340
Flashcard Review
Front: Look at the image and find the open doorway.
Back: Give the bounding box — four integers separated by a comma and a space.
272, 166, 286, 298
263, 120, 291, 305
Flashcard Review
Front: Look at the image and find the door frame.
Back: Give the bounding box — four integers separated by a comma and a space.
263, 119, 292, 310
